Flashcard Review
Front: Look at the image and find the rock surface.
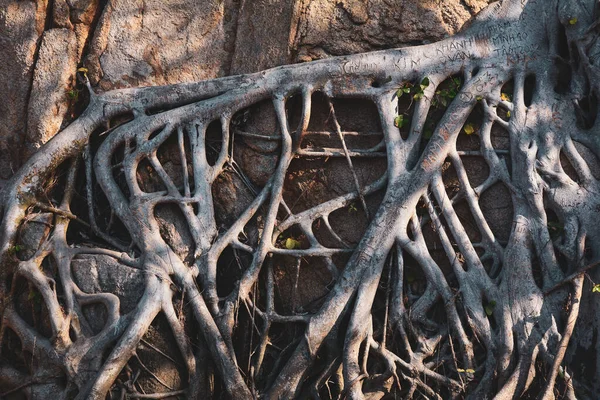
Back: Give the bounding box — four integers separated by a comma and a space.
24, 28, 79, 157
293, 0, 490, 62
84, 0, 242, 90
0, 0, 47, 183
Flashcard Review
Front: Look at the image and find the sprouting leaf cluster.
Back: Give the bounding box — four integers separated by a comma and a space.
348, 203, 358, 213
7, 244, 22, 255
394, 77, 432, 129
66, 89, 79, 101
394, 114, 407, 128
395, 77, 430, 101
431, 76, 462, 108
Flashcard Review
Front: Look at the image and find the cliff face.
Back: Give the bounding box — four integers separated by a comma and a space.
0, 0, 488, 189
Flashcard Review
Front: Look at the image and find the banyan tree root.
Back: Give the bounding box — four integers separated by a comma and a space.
1, 0, 600, 398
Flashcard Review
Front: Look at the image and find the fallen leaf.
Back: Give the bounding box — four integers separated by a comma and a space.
464, 123, 475, 135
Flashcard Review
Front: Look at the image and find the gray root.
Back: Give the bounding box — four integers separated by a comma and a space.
1, 0, 600, 398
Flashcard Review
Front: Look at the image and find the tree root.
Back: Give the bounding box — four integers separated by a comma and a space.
1, 0, 599, 398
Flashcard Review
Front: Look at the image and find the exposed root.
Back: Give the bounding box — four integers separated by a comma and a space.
1, 0, 599, 398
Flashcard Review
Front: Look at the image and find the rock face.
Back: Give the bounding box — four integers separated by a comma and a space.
0, 0, 488, 190
0, 0, 47, 183
293, 0, 490, 61
24, 28, 79, 157
84, 0, 241, 90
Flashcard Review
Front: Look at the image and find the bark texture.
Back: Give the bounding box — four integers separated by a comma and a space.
2, 0, 600, 399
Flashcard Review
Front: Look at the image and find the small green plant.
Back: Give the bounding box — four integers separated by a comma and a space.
66, 89, 79, 101
484, 300, 497, 316
348, 203, 358, 213
395, 77, 430, 101
500, 92, 512, 102
395, 82, 413, 98
432, 76, 461, 108
7, 244, 22, 255
413, 77, 430, 100
569, 17, 578, 25
394, 114, 408, 128
592, 284, 600, 293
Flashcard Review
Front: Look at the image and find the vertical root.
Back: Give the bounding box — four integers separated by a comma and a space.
85, 278, 163, 400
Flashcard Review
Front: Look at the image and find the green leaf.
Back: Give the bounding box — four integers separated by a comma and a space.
569, 17, 578, 25
396, 86, 412, 98
420, 76, 430, 90
8, 245, 22, 254
476, 95, 483, 101
394, 115, 405, 128
285, 238, 301, 249
413, 92, 424, 100
592, 284, 600, 293
485, 300, 497, 316
349, 203, 358, 213
465, 369, 475, 374
501, 92, 511, 102
506, 111, 511, 118
66, 89, 79, 100
77, 67, 88, 73
464, 123, 475, 135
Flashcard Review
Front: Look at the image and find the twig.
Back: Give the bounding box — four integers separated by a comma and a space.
0, 379, 39, 397
543, 260, 600, 295
139, 338, 182, 367
34, 202, 90, 228
326, 97, 370, 219
127, 390, 186, 399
